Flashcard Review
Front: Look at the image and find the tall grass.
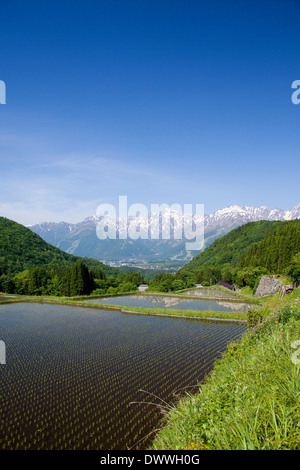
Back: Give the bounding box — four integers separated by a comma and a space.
151, 290, 300, 450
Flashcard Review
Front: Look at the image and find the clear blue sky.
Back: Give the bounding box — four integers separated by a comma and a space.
0, 0, 299, 224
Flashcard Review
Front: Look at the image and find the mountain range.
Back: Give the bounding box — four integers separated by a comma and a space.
28, 203, 300, 265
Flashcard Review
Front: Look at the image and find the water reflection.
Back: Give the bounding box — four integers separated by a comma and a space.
88, 294, 253, 312
184, 288, 237, 297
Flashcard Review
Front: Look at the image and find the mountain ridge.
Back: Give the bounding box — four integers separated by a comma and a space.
27, 203, 300, 263
0, 216, 119, 276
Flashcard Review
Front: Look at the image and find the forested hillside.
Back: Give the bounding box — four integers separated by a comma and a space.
1, 216, 299, 297
175, 219, 300, 290
0, 216, 118, 276
180, 220, 281, 273
145, 220, 300, 293
238, 219, 300, 273
0, 217, 147, 296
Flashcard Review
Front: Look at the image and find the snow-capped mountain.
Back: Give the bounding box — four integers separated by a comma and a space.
204, 204, 288, 231
28, 203, 300, 263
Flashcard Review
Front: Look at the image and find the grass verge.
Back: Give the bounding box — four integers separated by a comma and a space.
150, 288, 300, 450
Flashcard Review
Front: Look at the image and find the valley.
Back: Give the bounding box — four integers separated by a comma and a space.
0, 212, 300, 451
28, 203, 300, 265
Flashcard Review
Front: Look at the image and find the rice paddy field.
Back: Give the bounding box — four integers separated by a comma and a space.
86, 294, 253, 313
181, 288, 239, 298
0, 302, 246, 450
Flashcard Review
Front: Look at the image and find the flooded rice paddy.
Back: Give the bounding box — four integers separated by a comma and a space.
87, 294, 253, 313
0, 302, 246, 450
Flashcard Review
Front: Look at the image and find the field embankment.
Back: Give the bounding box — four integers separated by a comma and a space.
0, 292, 253, 322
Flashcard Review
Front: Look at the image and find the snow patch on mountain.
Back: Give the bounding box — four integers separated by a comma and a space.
27, 203, 300, 262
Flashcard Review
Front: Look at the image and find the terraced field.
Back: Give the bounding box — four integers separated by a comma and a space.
86, 294, 253, 312
0, 303, 246, 450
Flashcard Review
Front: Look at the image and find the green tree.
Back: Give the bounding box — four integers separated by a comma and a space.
28, 267, 50, 295
288, 253, 300, 285
118, 281, 137, 293
234, 267, 268, 290
0, 274, 15, 294
171, 279, 185, 291
68, 261, 94, 296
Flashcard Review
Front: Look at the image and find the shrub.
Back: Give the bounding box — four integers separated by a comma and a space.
247, 308, 264, 328
91, 288, 106, 296
277, 304, 300, 324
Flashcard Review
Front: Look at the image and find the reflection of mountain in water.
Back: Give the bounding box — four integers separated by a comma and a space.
217, 301, 252, 311
137, 295, 195, 308
104, 295, 250, 312
184, 289, 236, 298
90, 294, 252, 312
146, 297, 253, 311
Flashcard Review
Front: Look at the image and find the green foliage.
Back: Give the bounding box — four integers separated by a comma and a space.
117, 281, 137, 293
193, 266, 222, 286
234, 266, 268, 290
247, 308, 264, 328
288, 252, 300, 285
0, 274, 15, 294
1, 262, 146, 297
151, 297, 300, 450
238, 220, 300, 274
148, 272, 175, 292
59, 261, 95, 296
91, 271, 144, 295
181, 220, 281, 273
240, 285, 254, 296
178, 220, 300, 292
0, 216, 147, 297
277, 304, 300, 324
171, 279, 185, 291
147, 268, 222, 292
222, 268, 234, 284
0, 216, 118, 276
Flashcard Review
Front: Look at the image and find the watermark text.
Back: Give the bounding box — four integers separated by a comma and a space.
0, 80, 6, 104
291, 80, 300, 105
96, 197, 204, 251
